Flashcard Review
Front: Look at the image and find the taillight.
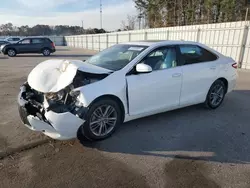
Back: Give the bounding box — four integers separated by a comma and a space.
232, 63, 237, 69
51, 42, 55, 48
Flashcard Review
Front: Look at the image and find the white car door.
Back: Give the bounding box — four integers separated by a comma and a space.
178, 45, 220, 106
126, 46, 182, 116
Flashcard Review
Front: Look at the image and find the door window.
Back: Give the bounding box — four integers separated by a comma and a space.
32, 38, 44, 44
179, 45, 217, 65
19, 39, 31, 44
142, 47, 177, 71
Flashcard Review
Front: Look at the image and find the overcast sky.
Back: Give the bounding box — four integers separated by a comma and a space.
0, 0, 137, 30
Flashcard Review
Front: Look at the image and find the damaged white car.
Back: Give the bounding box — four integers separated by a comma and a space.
18, 41, 237, 141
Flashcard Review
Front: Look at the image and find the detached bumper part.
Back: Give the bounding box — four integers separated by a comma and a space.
27, 111, 84, 140
18, 85, 85, 140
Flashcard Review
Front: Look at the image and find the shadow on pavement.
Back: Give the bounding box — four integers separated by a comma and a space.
54, 48, 70, 51
0, 140, 150, 188
79, 90, 250, 164
164, 157, 220, 188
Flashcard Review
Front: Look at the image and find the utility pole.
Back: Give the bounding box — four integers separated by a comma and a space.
81, 20, 84, 34
100, 0, 103, 29
245, 8, 249, 24
138, 13, 143, 30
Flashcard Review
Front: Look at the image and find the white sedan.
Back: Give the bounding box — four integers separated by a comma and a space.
18, 40, 237, 141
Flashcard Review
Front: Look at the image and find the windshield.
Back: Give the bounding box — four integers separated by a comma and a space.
85, 44, 148, 71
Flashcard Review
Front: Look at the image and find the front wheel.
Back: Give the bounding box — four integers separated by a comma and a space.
7, 49, 16, 57
42, 48, 51, 56
81, 99, 122, 141
205, 80, 226, 109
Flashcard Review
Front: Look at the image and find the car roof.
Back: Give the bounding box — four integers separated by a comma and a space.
121, 40, 223, 57
122, 40, 203, 46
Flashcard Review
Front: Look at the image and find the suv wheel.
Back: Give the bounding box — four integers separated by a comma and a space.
7, 49, 16, 57
42, 48, 51, 56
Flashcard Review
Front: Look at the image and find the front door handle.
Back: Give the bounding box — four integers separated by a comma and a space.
172, 73, 182, 77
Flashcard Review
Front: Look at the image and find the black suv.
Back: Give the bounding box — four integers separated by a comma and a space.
1, 37, 56, 57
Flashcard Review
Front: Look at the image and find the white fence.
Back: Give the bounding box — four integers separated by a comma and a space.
65, 21, 250, 69
0, 36, 64, 46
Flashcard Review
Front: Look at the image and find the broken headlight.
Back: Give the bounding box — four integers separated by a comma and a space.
45, 90, 65, 101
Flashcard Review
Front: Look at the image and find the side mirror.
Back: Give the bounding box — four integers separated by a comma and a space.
136, 63, 152, 73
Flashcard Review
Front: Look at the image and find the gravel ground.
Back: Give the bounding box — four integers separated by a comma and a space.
0, 47, 250, 188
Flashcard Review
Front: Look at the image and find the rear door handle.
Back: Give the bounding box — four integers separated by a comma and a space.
172, 73, 182, 77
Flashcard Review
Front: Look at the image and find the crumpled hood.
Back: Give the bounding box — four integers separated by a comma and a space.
27, 59, 111, 93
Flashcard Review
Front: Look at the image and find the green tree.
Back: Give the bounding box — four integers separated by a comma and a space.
134, 0, 247, 27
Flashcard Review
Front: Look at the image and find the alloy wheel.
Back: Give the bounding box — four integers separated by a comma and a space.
43, 49, 50, 56
89, 105, 117, 137
8, 49, 16, 57
210, 84, 225, 106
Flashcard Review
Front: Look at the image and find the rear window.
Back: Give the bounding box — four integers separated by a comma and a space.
32, 38, 45, 44
179, 45, 217, 65
45, 38, 53, 43
13, 38, 20, 41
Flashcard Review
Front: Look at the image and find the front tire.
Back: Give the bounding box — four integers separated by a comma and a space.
42, 48, 51, 56
81, 99, 122, 141
7, 49, 16, 57
205, 80, 226, 109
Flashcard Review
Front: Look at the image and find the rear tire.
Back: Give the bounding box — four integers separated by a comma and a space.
42, 48, 51, 56
205, 80, 226, 109
7, 49, 16, 57
81, 98, 122, 141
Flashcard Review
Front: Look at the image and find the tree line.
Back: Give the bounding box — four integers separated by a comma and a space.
1, 0, 248, 35
134, 0, 248, 28
0, 23, 107, 36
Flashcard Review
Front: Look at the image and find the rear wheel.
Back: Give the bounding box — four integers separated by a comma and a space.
205, 80, 226, 109
81, 99, 122, 141
42, 48, 51, 56
7, 49, 16, 57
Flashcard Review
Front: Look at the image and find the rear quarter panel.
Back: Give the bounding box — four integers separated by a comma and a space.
215, 56, 238, 93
